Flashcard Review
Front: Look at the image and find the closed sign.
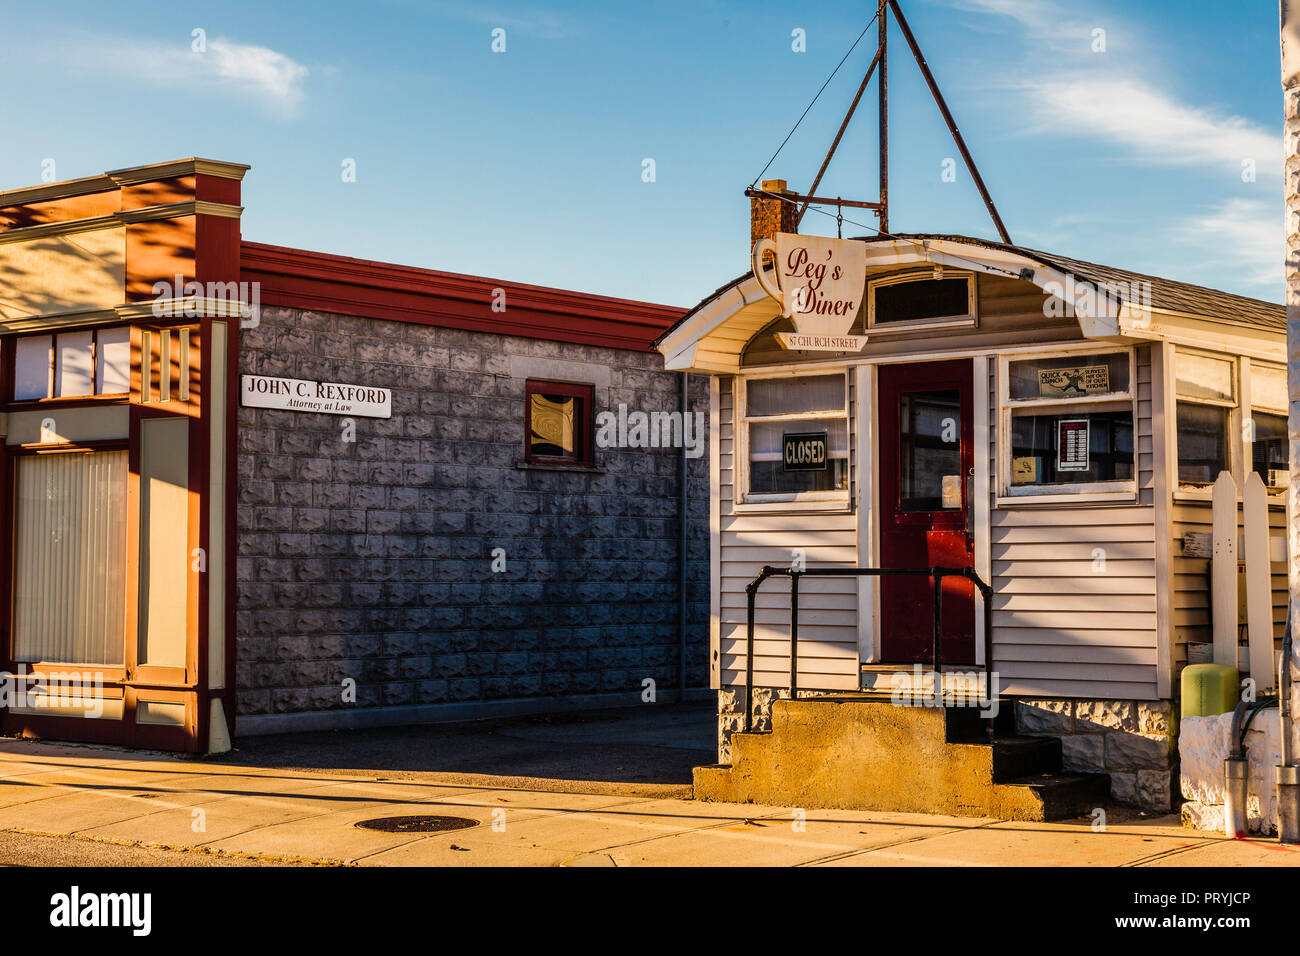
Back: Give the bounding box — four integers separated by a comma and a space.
783, 432, 828, 471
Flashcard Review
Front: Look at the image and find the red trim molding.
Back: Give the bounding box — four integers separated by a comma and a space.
240, 242, 684, 352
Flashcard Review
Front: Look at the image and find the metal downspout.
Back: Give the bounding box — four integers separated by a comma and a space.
678, 371, 689, 701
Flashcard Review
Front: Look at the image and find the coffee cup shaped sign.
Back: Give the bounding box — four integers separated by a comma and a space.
752, 233, 868, 337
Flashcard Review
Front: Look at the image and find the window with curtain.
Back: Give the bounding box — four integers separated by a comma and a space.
12, 327, 131, 401
13, 451, 127, 665
744, 373, 849, 497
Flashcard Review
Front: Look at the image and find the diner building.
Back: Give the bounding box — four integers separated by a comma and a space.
657, 184, 1289, 814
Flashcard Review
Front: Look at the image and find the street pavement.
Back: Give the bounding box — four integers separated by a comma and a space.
0, 704, 1292, 867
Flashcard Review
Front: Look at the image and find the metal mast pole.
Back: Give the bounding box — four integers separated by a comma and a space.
877, 0, 889, 234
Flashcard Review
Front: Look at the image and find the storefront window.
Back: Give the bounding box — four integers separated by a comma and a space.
13, 327, 131, 401
1174, 350, 1234, 488
1004, 350, 1135, 494
13, 450, 127, 665
1250, 363, 1287, 491
1012, 410, 1134, 485
1250, 411, 1287, 490
744, 373, 849, 497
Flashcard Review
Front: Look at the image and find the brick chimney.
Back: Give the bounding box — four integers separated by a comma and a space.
750, 179, 797, 250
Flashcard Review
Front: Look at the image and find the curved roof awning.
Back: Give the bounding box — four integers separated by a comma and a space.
655, 234, 1282, 373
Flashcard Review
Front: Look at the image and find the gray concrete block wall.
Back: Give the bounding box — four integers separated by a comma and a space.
235, 306, 709, 723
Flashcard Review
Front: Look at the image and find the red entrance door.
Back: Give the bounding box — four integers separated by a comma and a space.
878, 360, 975, 663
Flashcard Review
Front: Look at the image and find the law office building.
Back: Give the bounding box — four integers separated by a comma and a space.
0, 158, 708, 753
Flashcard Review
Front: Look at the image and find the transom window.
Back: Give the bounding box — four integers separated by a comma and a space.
742, 373, 849, 500
867, 271, 976, 332
13, 327, 131, 401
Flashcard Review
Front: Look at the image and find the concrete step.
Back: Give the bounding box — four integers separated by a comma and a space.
987, 735, 1063, 781
943, 701, 1016, 741
992, 772, 1111, 822
698, 694, 1108, 822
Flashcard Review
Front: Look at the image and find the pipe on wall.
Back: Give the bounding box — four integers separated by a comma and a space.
1278, 620, 1299, 842
678, 371, 689, 699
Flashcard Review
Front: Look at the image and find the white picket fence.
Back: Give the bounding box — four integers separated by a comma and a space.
1211, 471, 1280, 691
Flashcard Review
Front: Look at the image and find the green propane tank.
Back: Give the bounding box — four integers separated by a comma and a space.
1181, 663, 1239, 718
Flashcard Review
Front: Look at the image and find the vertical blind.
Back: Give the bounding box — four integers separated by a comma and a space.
14, 451, 127, 665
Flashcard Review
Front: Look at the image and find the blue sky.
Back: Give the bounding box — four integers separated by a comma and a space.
0, 0, 1284, 307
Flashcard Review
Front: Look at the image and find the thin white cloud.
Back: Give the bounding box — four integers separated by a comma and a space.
953, 0, 1280, 177
204, 40, 309, 107
951, 0, 1097, 51
952, 0, 1282, 300
1031, 77, 1280, 177
1179, 198, 1283, 293
64, 35, 309, 112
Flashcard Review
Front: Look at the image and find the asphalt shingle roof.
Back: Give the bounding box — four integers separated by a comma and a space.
653, 233, 1284, 348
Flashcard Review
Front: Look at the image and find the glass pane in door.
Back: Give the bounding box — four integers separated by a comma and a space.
898, 390, 960, 511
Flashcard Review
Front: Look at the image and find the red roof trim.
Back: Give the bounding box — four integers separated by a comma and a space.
240, 241, 684, 351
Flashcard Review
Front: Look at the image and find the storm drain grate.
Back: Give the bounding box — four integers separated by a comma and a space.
354, 815, 479, 833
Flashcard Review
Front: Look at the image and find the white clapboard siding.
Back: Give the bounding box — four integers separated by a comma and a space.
996, 575, 1156, 595
994, 558, 1156, 577
717, 376, 860, 689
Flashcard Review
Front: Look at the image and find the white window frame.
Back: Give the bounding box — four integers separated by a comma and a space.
997, 345, 1138, 503
735, 366, 852, 513
11, 327, 132, 402
866, 269, 977, 335
1173, 346, 1238, 501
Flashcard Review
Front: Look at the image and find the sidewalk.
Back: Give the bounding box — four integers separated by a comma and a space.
0, 705, 1293, 867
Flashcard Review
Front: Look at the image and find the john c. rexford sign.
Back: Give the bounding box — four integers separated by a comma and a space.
241, 374, 392, 419
752, 232, 868, 351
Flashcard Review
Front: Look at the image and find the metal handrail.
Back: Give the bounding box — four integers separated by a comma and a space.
743, 565, 995, 733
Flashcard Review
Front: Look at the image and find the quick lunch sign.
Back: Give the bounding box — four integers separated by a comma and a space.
241, 374, 392, 419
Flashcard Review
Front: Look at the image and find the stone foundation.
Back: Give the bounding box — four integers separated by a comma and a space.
715, 685, 838, 763
1178, 709, 1281, 835
1015, 698, 1177, 812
